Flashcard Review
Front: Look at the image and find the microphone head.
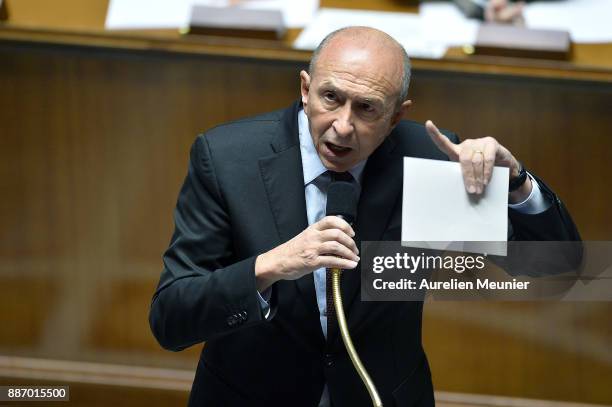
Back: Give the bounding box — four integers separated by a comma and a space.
326, 181, 358, 224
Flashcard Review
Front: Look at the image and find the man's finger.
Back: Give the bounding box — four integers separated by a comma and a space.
472, 147, 485, 194
459, 147, 477, 194
320, 229, 359, 255
482, 141, 497, 186
316, 216, 355, 237
425, 120, 459, 161
318, 256, 359, 270
318, 241, 360, 262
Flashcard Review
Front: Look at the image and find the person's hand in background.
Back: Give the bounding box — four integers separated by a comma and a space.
485, 0, 525, 25
451, 0, 526, 25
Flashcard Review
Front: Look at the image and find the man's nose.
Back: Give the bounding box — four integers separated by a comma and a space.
332, 104, 354, 137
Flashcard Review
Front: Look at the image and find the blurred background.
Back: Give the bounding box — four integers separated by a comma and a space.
1, 0, 611, 405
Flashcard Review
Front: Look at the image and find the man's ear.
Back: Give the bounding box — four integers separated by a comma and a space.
300, 70, 311, 108
390, 99, 412, 128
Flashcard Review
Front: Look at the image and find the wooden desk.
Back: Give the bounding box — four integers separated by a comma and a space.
2, 0, 612, 80
1, 0, 611, 404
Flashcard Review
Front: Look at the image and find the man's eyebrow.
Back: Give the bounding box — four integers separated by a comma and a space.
318, 81, 384, 106
318, 81, 339, 91
356, 97, 384, 107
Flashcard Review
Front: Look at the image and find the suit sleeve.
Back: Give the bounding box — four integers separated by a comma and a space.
508, 174, 581, 242
149, 135, 274, 352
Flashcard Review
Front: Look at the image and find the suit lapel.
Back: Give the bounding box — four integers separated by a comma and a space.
356, 132, 402, 247
329, 132, 403, 346
258, 102, 321, 319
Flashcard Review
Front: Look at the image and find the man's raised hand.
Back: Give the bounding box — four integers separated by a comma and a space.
425, 120, 525, 196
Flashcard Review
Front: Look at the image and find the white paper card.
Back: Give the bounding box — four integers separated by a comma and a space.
401, 157, 508, 256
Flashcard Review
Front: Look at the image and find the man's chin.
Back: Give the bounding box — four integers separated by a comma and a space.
321, 160, 352, 173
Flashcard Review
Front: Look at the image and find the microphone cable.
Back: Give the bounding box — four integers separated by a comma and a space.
326, 178, 383, 407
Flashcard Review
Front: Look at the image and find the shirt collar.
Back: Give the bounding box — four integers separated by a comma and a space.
298, 108, 366, 186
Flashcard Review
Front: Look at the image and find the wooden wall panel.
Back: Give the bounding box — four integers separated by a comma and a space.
423, 302, 612, 404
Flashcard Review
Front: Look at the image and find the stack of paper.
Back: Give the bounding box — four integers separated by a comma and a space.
419, 2, 479, 47
524, 0, 612, 43
294, 8, 447, 59
105, 0, 319, 30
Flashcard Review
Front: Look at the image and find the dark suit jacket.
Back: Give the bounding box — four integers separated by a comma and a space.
149, 101, 580, 407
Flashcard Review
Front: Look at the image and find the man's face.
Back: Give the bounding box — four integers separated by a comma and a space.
300, 44, 410, 172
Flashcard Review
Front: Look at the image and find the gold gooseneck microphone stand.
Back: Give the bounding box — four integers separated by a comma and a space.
330, 267, 383, 407
327, 176, 382, 407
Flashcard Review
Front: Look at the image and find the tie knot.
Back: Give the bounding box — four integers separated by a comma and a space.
329, 171, 353, 183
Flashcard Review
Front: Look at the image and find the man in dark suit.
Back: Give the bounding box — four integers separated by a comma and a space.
149, 26, 579, 406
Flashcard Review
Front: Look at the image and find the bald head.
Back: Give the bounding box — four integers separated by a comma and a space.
308, 27, 411, 106
299, 26, 414, 172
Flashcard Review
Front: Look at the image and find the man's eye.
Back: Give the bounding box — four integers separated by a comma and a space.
323, 92, 336, 102
361, 103, 375, 113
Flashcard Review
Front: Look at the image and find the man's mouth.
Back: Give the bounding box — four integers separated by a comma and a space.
325, 142, 352, 156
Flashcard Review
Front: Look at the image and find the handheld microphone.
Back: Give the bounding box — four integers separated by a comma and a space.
326, 179, 358, 224
326, 178, 383, 407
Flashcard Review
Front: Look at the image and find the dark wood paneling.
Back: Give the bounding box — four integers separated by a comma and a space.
423, 302, 612, 404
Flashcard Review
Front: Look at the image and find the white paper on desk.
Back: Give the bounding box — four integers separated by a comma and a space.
239, 0, 319, 29
294, 8, 447, 59
401, 157, 508, 256
419, 2, 479, 47
524, 0, 612, 43
106, 0, 194, 29
106, 0, 318, 30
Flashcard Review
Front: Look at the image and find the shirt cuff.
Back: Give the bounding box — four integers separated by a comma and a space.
257, 288, 272, 319
508, 173, 551, 215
